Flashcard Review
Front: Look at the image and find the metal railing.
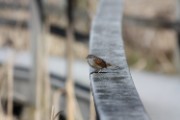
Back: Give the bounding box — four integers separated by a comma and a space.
89, 0, 149, 119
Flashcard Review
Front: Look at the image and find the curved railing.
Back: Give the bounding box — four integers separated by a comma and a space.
89, 0, 149, 119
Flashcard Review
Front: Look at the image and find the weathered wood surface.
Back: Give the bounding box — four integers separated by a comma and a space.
89, 0, 149, 120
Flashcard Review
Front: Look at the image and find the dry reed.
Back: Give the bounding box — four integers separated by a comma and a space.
65, 15, 76, 119
0, 65, 6, 120
43, 25, 51, 120
74, 98, 83, 120
89, 93, 96, 120
50, 106, 55, 120
7, 51, 14, 120
88, 1, 96, 120
52, 90, 62, 120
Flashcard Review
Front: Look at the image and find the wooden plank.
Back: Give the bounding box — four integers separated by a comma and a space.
89, 0, 149, 119
65, 0, 76, 120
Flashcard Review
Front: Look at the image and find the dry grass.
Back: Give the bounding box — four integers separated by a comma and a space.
0, 0, 177, 73
0, 0, 178, 119
123, 0, 176, 73
89, 93, 96, 120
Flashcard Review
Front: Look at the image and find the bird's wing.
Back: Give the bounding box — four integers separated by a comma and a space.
95, 57, 107, 67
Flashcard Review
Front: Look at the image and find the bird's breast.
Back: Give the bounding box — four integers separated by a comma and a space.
87, 58, 103, 69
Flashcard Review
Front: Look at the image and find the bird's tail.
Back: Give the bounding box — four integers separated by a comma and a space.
106, 63, 120, 70
106, 63, 111, 67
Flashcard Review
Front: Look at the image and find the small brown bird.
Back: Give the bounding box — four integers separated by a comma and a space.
86, 54, 112, 73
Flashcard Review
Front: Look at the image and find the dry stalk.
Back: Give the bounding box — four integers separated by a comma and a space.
29, 1, 43, 119
89, 93, 96, 120
34, 40, 43, 120
66, 26, 75, 120
74, 98, 83, 120
7, 51, 14, 120
50, 106, 55, 120
88, 2, 96, 120
52, 90, 62, 120
66, 80, 75, 120
43, 26, 51, 120
0, 68, 5, 105
87, 0, 97, 21
0, 65, 6, 120
0, 113, 5, 120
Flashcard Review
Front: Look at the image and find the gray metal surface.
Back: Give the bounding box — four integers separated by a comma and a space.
89, 0, 149, 119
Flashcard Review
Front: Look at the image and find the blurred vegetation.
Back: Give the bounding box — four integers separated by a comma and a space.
0, 0, 178, 119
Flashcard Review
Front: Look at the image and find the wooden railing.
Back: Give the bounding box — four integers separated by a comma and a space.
89, 0, 150, 119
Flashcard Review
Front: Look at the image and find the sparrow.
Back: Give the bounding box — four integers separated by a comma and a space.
86, 54, 119, 73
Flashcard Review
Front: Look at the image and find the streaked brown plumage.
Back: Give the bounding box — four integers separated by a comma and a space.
86, 54, 111, 72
